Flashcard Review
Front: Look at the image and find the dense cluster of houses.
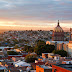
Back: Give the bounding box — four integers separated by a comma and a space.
0, 47, 72, 72
0, 30, 51, 47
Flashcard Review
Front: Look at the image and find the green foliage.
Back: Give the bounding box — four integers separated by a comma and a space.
0, 49, 2, 51
25, 54, 37, 63
36, 40, 46, 46
0, 70, 4, 72
22, 45, 34, 52
13, 39, 19, 44
19, 39, 29, 43
34, 44, 55, 55
50, 37, 52, 39
34, 40, 45, 55
14, 44, 19, 49
7, 51, 19, 55
22, 40, 55, 55
34, 40, 55, 55
44, 44, 55, 53
52, 50, 67, 57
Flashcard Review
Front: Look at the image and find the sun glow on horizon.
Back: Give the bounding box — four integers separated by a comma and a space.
0, 20, 71, 31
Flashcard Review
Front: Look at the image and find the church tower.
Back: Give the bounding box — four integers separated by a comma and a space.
52, 20, 64, 41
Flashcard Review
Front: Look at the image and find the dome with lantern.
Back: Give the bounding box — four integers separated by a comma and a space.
52, 20, 64, 41
54, 20, 64, 32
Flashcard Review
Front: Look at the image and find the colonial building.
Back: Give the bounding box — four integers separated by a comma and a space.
52, 20, 64, 41
46, 21, 72, 57
46, 20, 69, 50
67, 28, 72, 57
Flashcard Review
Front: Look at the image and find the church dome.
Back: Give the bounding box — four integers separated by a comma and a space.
54, 20, 64, 32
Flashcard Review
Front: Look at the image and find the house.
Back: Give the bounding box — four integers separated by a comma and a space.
62, 61, 72, 64
0, 65, 7, 72
31, 61, 45, 70
12, 57, 25, 62
52, 64, 72, 72
36, 65, 52, 72
13, 60, 31, 67
42, 53, 48, 58
48, 53, 61, 60
8, 66, 27, 72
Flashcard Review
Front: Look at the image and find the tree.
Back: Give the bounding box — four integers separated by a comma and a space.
34, 40, 45, 55
25, 54, 37, 63
22, 45, 34, 52
44, 44, 55, 53
35, 40, 46, 46
13, 39, 19, 44
14, 44, 19, 49
52, 50, 67, 57
34, 40, 55, 55
34, 44, 55, 55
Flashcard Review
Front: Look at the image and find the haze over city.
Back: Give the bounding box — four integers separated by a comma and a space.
1, 0, 72, 72
0, 0, 72, 31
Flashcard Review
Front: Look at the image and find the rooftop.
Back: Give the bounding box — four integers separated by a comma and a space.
0, 47, 13, 49
42, 53, 48, 54
38, 65, 52, 69
47, 41, 69, 44
54, 64, 72, 71
51, 54, 60, 56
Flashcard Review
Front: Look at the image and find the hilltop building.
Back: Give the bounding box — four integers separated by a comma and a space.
46, 20, 69, 50
52, 20, 64, 41
46, 21, 72, 57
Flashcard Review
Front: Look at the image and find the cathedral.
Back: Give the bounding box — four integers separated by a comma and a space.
46, 20, 69, 50
52, 20, 64, 41
46, 21, 72, 57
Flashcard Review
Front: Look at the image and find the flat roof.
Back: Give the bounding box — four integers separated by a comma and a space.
54, 64, 72, 71
51, 54, 60, 56
38, 65, 52, 69
42, 53, 48, 54
0, 47, 13, 49
47, 41, 69, 44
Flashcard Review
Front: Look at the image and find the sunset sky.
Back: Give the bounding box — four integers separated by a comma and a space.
0, 0, 72, 31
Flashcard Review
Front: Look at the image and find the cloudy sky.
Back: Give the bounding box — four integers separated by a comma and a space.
0, 0, 72, 31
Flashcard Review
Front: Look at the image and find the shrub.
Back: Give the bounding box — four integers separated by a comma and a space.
52, 50, 67, 57
25, 54, 37, 63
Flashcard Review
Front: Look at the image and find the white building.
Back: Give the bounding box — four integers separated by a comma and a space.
13, 60, 31, 67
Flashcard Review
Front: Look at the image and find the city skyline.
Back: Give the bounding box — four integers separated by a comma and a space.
0, 0, 72, 31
